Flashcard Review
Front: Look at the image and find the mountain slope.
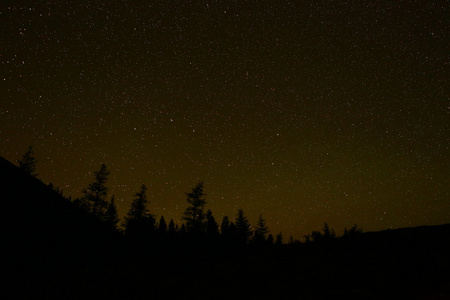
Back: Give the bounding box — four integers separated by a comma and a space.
0, 156, 120, 288
0, 155, 116, 242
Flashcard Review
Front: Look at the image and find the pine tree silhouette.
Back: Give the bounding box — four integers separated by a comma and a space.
267, 234, 274, 245
289, 235, 295, 244
323, 222, 336, 241
125, 184, 149, 221
105, 195, 120, 229
221, 216, 240, 244
77, 164, 110, 219
343, 224, 363, 239
253, 214, 269, 244
124, 184, 156, 238
168, 219, 176, 237
159, 216, 167, 235
205, 209, 220, 238
17, 146, 38, 177
275, 232, 283, 245
235, 209, 253, 244
182, 182, 206, 234
220, 216, 230, 235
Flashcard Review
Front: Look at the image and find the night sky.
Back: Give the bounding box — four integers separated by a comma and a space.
2, 1, 449, 239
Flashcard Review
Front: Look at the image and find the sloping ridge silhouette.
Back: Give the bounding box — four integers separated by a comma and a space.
0, 156, 119, 276
0, 155, 116, 242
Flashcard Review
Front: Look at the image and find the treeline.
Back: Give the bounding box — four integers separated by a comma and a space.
71, 163, 275, 246
17, 147, 363, 246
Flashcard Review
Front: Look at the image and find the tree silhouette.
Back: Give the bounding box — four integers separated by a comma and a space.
343, 224, 363, 238
182, 182, 206, 233
267, 234, 274, 245
124, 184, 156, 238
322, 222, 336, 241
48, 182, 64, 196
18, 146, 38, 177
305, 222, 337, 243
105, 195, 120, 229
221, 216, 240, 244
304, 234, 311, 243
220, 216, 230, 235
78, 164, 110, 219
168, 219, 176, 237
289, 235, 295, 244
235, 209, 253, 244
205, 209, 220, 238
125, 184, 149, 221
158, 216, 167, 235
309, 230, 322, 242
275, 232, 283, 245
253, 214, 269, 244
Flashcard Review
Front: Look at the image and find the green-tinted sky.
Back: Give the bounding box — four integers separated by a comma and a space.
2, 1, 449, 239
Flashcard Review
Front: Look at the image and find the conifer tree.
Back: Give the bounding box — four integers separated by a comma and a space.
48, 182, 64, 196
275, 232, 283, 245
168, 219, 176, 236
343, 224, 363, 238
18, 146, 38, 177
182, 182, 206, 233
322, 222, 336, 241
310, 230, 322, 242
205, 209, 219, 238
304, 234, 311, 243
124, 184, 155, 237
235, 209, 253, 244
159, 216, 167, 235
79, 164, 110, 219
126, 184, 149, 221
220, 216, 230, 235
105, 195, 120, 229
221, 216, 239, 244
267, 234, 274, 245
253, 214, 269, 244
289, 235, 295, 244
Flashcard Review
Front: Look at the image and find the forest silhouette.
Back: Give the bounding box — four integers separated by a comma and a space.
1, 151, 449, 299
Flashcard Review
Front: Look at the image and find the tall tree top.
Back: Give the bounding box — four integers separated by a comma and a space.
186, 181, 206, 206
183, 181, 207, 232
81, 163, 110, 218
18, 146, 38, 177
125, 184, 150, 222
89, 163, 109, 196
159, 216, 167, 234
254, 214, 269, 243
235, 209, 253, 244
105, 195, 120, 229
220, 216, 230, 234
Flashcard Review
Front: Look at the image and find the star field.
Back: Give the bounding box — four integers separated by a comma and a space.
2, 1, 449, 239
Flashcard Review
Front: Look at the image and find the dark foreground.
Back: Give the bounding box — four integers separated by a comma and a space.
4, 224, 450, 300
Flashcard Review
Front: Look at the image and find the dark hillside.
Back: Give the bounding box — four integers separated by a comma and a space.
0, 156, 118, 242
0, 156, 119, 298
